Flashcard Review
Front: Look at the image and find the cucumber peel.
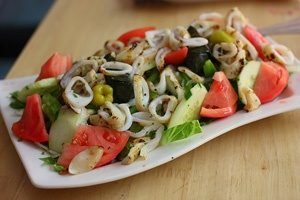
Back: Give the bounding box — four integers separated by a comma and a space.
17, 77, 59, 102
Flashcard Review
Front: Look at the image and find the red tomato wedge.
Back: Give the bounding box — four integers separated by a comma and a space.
200, 106, 237, 118
12, 94, 48, 142
117, 26, 155, 45
57, 144, 89, 169
164, 47, 188, 65
58, 125, 129, 168
243, 25, 269, 60
200, 71, 238, 118
253, 62, 289, 104
36, 52, 72, 81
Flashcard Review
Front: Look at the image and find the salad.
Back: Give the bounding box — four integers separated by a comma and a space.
10, 7, 298, 175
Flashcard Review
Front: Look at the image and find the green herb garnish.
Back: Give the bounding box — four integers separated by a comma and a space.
9, 91, 25, 109
40, 156, 65, 173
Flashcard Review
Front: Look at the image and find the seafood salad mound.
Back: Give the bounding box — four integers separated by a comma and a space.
10, 7, 298, 175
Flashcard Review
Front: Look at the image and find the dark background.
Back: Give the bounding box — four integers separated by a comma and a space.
0, 0, 53, 79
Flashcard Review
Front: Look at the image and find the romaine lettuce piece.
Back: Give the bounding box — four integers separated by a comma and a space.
161, 120, 202, 145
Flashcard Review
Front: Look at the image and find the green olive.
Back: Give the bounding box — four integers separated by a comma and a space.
92, 94, 106, 106
92, 84, 103, 93
105, 94, 113, 102
92, 84, 114, 106
102, 85, 113, 95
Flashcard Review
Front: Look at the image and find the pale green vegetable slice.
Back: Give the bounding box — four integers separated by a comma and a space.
17, 77, 59, 102
161, 120, 202, 145
49, 108, 89, 153
237, 61, 261, 104
69, 146, 103, 175
168, 84, 207, 128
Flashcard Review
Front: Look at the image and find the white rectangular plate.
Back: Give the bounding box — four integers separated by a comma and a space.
1, 73, 300, 189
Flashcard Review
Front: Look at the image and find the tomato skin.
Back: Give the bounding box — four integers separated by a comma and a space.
253, 62, 289, 104
57, 144, 89, 169
243, 25, 269, 60
117, 26, 156, 45
164, 47, 188, 66
36, 52, 72, 81
58, 125, 129, 168
200, 105, 236, 118
203, 71, 238, 108
200, 71, 238, 118
12, 94, 48, 142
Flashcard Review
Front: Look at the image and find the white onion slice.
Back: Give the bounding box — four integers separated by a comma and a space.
69, 146, 103, 175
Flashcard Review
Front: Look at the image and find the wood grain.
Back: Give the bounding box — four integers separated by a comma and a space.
1, 0, 300, 199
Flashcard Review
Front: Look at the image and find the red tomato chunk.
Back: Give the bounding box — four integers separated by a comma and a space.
253, 62, 289, 104
58, 125, 129, 168
164, 47, 188, 66
36, 52, 72, 81
117, 27, 155, 45
12, 94, 49, 142
200, 71, 238, 118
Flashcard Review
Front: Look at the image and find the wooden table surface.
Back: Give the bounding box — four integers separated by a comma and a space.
1, 0, 300, 199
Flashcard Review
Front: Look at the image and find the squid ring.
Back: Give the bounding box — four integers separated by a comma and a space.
148, 95, 178, 124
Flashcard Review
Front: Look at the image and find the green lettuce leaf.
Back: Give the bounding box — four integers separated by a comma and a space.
160, 120, 202, 145
42, 93, 62, 123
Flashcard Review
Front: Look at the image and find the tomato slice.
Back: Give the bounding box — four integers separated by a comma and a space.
200, 105, 236, 118
164, 47, 188, 66
243, 25, 269, 60
200, 71, 238, 118
12, 94, 48, 142
117, 26, 156, 45
58, 125, 129, 168
36, 52, 72, 81
57, 144, 89, 169
253, 62, 289, 104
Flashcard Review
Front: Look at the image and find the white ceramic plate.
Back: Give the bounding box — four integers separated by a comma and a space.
1, 73, 300, 189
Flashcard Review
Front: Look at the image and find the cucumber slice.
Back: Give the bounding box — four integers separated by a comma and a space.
168, 84, 207, 128
49, 108, 89, 153
237, 61, 261, 104
17, 77, 59, 102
